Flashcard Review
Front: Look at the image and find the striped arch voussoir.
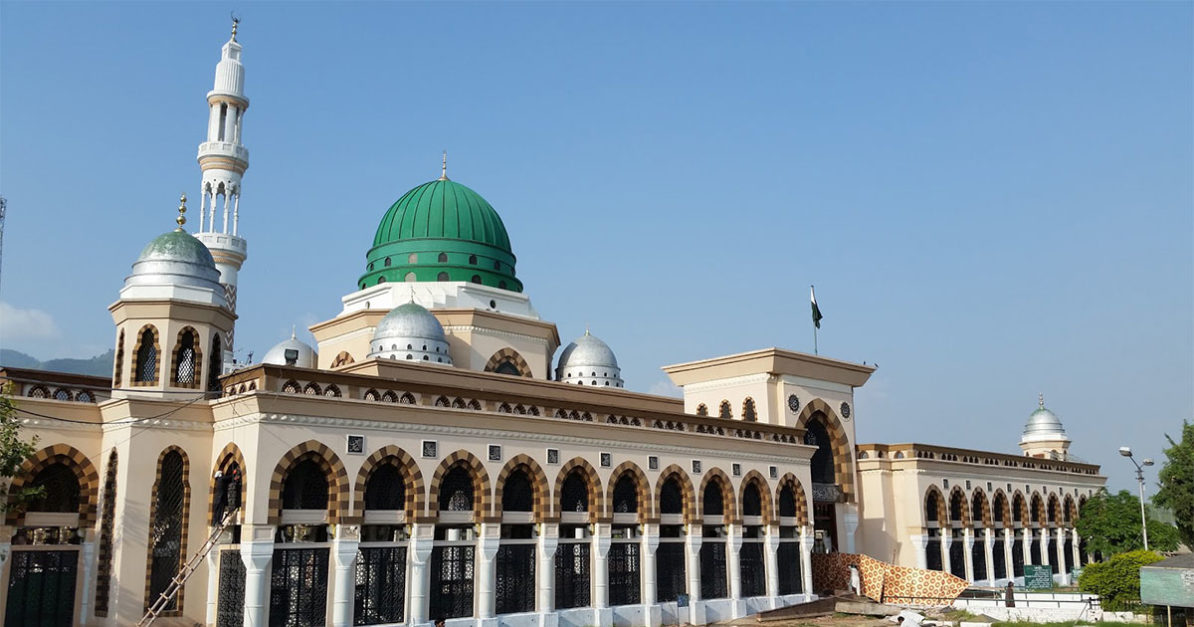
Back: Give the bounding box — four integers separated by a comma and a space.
948, 486, 970, 526
484, 348, 533, 378
698, 467, 737, 523
605, 461, 651, 523
1030, 492, 1046, 526
267, 440, 350, 525
655, 464, 697, 524
776, 472, 811, 528
5, 444, 100, 527
210, 442, 247, 524
992, 489, 1011, 526
971, 487, 992, 528
1063, 495, 1077, 526
795, 398, 853, 502
739, 469, 774, 525
429, 450, 492, 520
554, 457, 603, 522
143, 445, 192, 614
494, 454, 549, 522
924, 485, 948, 527
352, 445, 424, 523
1047, 493, 1061, 525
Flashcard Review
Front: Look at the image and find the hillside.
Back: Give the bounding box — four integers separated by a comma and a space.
0, 349, 115, 377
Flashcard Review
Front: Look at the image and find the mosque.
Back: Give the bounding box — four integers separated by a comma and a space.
0, 25, 1105, 627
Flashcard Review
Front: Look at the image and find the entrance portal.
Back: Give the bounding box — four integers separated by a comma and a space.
805, 416, 841, 551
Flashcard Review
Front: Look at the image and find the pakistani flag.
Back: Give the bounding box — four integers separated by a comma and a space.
810, 286, 823, 329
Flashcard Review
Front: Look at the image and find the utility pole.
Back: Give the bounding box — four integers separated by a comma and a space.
1119, 446, 1155, 551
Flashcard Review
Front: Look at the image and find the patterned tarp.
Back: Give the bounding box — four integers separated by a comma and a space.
811, 553, 969, 607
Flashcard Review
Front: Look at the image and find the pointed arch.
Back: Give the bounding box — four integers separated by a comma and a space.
267, 440, 350, 525
494, 454, 549, 522
924, 485, 948, 527
742, 397, 758, 422
1012, 490, 1029, 525
739, 470, 773, 524
794, 398, 854, 501
698, 467, 737, 523
1047, 493, 1061, 526
113, 329, 125, 388
1063, 494, 1077, 526
428, 450, 492, 520
775, 473, 810, 528
484, 347, 533, 378
553, 457, 603, 522
5, 443, 99, 527
331, 351, 355, 368
992, 489, 1011, 527
1030, 491, 1046, 525
351, 445, 424, 522
654, 464, 697, 524
132, 324, 161, 384
169, 326, 203, 388
948, 486, 970, 526
605, 461, 651, 523
970, 487, 992, 528
144, 445, 192, 614
210, 442, 248, 524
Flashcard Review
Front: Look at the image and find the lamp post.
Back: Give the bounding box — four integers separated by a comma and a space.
1118, 447, 1154, 551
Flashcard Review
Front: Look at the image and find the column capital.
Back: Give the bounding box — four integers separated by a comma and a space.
240, 537, 274, 571
908, 533, 929, 549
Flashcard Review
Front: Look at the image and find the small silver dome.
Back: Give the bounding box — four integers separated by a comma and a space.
1021, 394, 1070, 442
262, 331, 317, 369
556, 330, 623, 388
369, 302, 453, 365
123, 229, 224, 294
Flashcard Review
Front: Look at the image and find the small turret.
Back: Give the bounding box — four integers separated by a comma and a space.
1019, 394, 1072, 459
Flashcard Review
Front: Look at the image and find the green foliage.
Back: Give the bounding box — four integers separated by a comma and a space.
1077, 549, 1163, 610
0, 382, 41, 512
1154, 420, 1194, 548
1075, 489, 1179, 555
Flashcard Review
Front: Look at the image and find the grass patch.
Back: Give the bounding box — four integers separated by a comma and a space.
942, 610, 986, 622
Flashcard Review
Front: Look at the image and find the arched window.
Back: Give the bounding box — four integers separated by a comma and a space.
498, 281, 507, 289
742, 482, 762, 517
696, 404, 708, 417
365, 464, 405, 511
378, 276, 387, 284
437, 253, 448, 263
502, 469, 534, 513
437, 272, 449, 281
27, 463, 81, 513
53, 388, 71, 401
950, 491, 965, 523
405, 272, 416, 282
560, 470, 589, 512
925, 490, 941, 525
113, 329, 125, 387
471, 275, 482, 284
439, 466, 474, 512
703, 479, 725, 517
612, 475, 638, 514
805, 416, 835, 484
779, 485, 797, 518
172, 328, 199, 386
742, 398, 757, 422
148, 450, 187, 614
135, 326, 158, 383
384, 257, 392, 267
972, 493, 986, 525
718, 400, 732, 419
1013, 494, 1025, 523
408, 253, 418, 264
660, 478, 684, 515
493, 260, 501, 270
207, 334, 222, 393
468, 254, 477, 265
281, 459, 329, 510
994, 494, 1007, 524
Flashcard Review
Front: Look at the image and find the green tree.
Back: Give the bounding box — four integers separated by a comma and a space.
1076, 489, 1179, 555
0, 383, 41, 512
1153, 420, 1194, 548
1077, 549, 1163, 610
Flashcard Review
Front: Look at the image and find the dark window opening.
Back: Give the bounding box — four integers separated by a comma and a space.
560, 470, 589, 513
439, 466, 474, 512
502, 469, 534, 513
282, 459, 329, 510
365, 464, 405, 511
28, 462, 80, 513
612, 475, 638, 514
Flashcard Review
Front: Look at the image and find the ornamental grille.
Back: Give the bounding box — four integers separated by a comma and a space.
217, 550, 246, 627
429, 545, 474, 619
1030, 538, 1041, 565
136, 329, 157, 382
270, 548, 329, 627
364, 465, 405, 511
554, 542, 590, 609
176, 330, 197, 384
148, 451, 185, 614
949, 540, 965, 579
28, 463, 80, 513
282, 460, 329, 510
608, 541, 640, 606
777, 542, 803, 594
702, 482, 724, 517
699, 542, 727, 599
992, 539, 1006, 579
1012, 539, 1025, 576
739, 541, 765, 597
4, 549, 78, 627
660, 480, 683, 515
495, 545, 535, 614
925, 538, 943, 572
560, 473, 588, 513
440, 467, 474, 512
354, 547, 406, 625
971, 539, 986, 579
612, 476, 637, 514
95, 452, 118, 616
53, 388, 71, 401
656, 543, 686, 602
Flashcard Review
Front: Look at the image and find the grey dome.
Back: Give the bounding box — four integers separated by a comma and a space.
262, 332, 317, 368
556, 330, 623, 388
1021, 395, 1070, 442
369, 302, 453, 365
123, 229, 224, 295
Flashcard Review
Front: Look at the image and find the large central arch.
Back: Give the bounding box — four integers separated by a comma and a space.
794, 399, 853, 501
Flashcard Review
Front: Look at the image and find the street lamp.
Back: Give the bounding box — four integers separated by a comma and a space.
1118, 446, 1155, 551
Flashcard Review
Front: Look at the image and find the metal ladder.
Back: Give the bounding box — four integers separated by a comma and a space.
136, 507, 239, 627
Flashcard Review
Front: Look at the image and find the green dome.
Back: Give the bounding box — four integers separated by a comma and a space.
138, 229, 216, 267
360, 179, 522, 292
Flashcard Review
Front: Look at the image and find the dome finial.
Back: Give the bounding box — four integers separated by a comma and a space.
1039, 392, 1045, 408
439, 151, 449, 181
291, 324, 296, 340
175, 193, 188, 230
230, 13, 240, 41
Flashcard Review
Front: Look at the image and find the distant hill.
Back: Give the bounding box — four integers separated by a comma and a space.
1, 348, 115, 377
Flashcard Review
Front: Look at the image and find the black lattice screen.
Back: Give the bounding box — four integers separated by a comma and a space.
354, 547, 406, 625
1030, 538, 1041, 565
656, 543, 686, 602
148, 452, 185, 613
992, 539, 1006, 580
1013, 539, 1025, 576
972, 540, 986, 580
949, 539, 965, 579
217, 550, 246, 627
739, 541, 765, 597
777, 542, 802, 594
270, 548, 329, 627
925, 537, 943, 572
607, 542, 640, 606
429, 545, 474, 619
4, 550, 78, 627
699, 542, 726, 600
554, 542, 590, 610
495, 544, 535, 614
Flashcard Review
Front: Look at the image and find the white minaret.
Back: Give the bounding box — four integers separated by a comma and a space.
195, 19, 249, 365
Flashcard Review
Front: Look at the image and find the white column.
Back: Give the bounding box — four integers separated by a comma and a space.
407, 523, 434, 625
685, 524, 706, 626
984, 528, 996, 584
799, 527, 814, 597
962, 528, 975, 582
209, 191, 218, 232
941, 534, 953, 576
77, 534, 96, 625
233, 192, 241, 236
240, 530, 275, 627
198, 188, 207, 235
842, 506, 859, 554
477, 522, 500, 624
641, 523, 661, 627
763, 526, 779, 608
726, 524, 744, 617
1070, 530, 1081, 569
331, 527, 360, 627
1039, 529, 1050, 567
208, 105, 220, 140
222, 192, 230, 233
1002, 529, 1014, 581
909, 534, 929, 570
592, 523, 612, 627
224, 105, 237, 145
537, 524, 559, 627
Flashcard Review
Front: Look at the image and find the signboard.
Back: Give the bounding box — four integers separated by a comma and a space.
1141, 565, 1194, 606
1023, 564, 1053, 589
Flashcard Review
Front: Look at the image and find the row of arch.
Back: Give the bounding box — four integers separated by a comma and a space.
924, 485, 1085, 529
114, 324, 222, 392
696, 398, 758, 422
371, 252, 506, 273
24, 385, 98, 403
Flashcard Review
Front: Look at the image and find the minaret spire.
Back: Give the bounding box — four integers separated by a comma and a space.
195, 24, 251, 370
439, 151, 449, 181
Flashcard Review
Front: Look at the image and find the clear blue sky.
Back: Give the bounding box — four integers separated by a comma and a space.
1, 2, 1190, 493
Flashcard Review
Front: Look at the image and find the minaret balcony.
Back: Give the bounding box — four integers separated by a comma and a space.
197, 141, 249, 164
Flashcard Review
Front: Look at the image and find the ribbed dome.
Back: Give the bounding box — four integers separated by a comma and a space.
369, 302, 453, 365
262, 333, 317, 368
124, 229, 224, 296
1021, 395, 1070, 442
556, 331, 623, 388
359, 179, 522, 292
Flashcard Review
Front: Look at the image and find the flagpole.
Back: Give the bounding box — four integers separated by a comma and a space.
813, 324, 818, 355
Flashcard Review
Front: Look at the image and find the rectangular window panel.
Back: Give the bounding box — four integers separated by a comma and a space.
608, 542, 640, 606
554, 542, 590, 610
269, 548, 329, 627
4, 550, 78, 627
217, 550, 246, 627
354, 546, 406, 625
776, 542, 802, 594
739, 541, 765, 597
992, 539, 1006, 580
699, 542, 726, 600
429, 545, 474, 619
495, 544, 535, 615
655, 543, 686, 602
1013, 539, 1025, 577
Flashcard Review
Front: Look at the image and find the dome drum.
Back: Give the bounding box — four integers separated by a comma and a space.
359, 241, 520, 292
368, 302, 454, 366
556, 331, 624, 388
